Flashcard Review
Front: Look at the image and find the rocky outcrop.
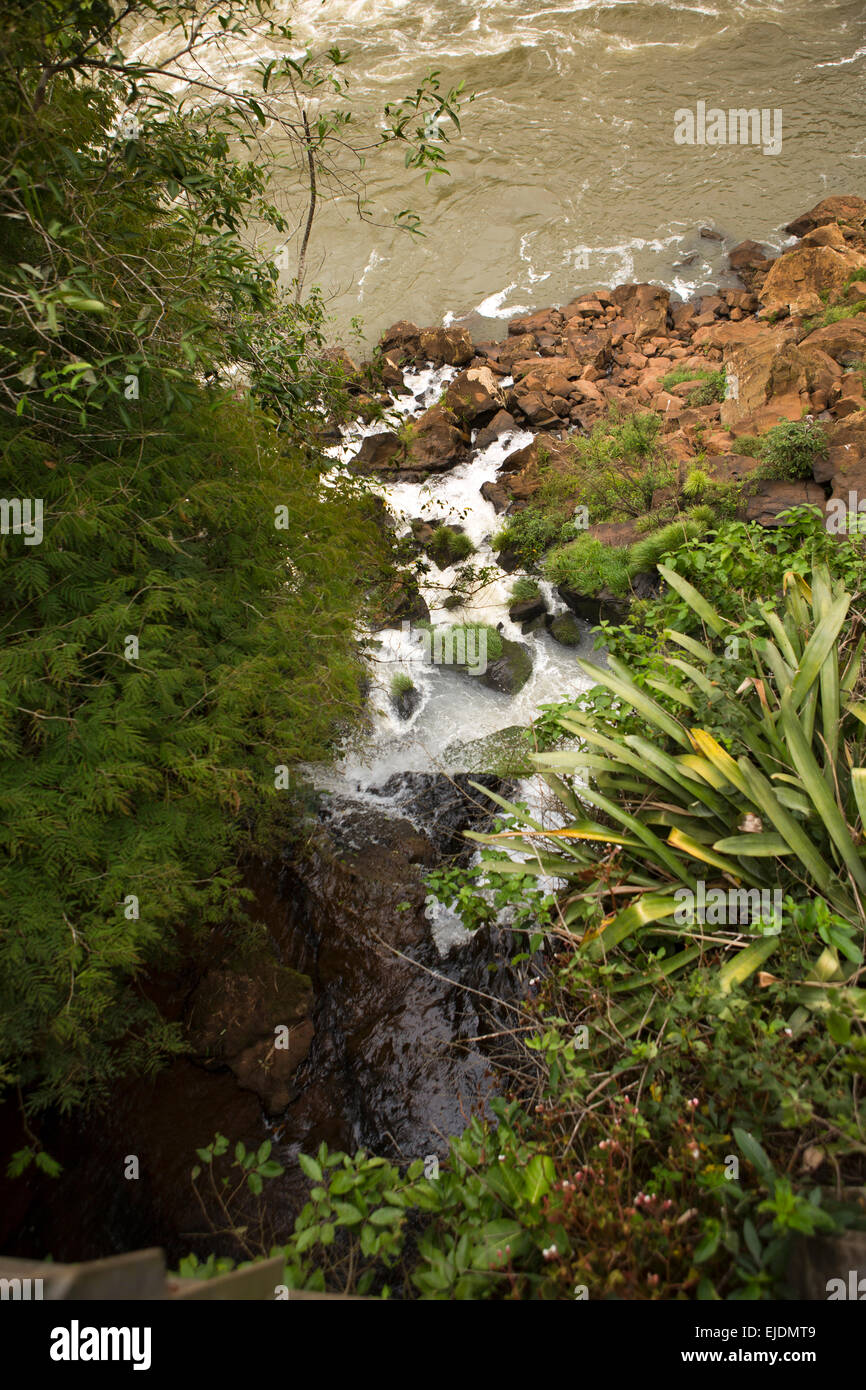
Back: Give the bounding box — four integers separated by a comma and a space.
758, 243, 866, 318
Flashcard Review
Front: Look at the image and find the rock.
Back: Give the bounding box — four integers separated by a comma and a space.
548, 611, 583, 646
800, 223, 849, 251
418, 326, 474, 367
507, 308, 564, 337
611, 283, 670, 343
494, 545, 522, 574
185, 939, 314, 1115
785, 195, 866, 241
406, 404, 469, 471
704, 453, 766, 485
444, 365, 506, 423
508, 595, 547, 624
719, 328, 807, 428
480, 479, 510, 512
350, 430, 402, 472
700, 226, 724, 241
475, 409, 518, 449
513, 390, 562, 428
378, 320, 422, 361
558, 583, 629, 626
742, 479, 825, 526
798, 318, 866, 366
391, 683, 422, 721
481, 636, 533, 695
728, 239, 775, 290
563, 325, 613, 367
379, 352, 407, 391
758, 244, 866, 318
372, 574, 430, 629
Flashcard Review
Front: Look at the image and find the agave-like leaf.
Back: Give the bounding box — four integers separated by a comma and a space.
657, 564, 727, 637
584, 892, 682, 956
666, 827, 764, 886
718, 937, 779, 995
779, 692, 866, 892
664, 629, 717, 664
789, 590, 850, 710
646, 677, 697, 710
850, 768, 866, 832
577, 657, 688, 748
712, 833, 794, 856
609, 945, 703, 993
666, 657, 722, 703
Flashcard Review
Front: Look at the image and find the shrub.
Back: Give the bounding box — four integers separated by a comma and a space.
756, 419, 828, 481
626, 514, 708, 577
390, 673, 415, 699
493, 509, 571, 567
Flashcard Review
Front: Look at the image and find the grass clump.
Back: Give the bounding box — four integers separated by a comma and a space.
390, 673, 415, 699
509, 576, 541, 602
660, 367, 727, 405
427, 526, 475, 568
545, 534, 631, 597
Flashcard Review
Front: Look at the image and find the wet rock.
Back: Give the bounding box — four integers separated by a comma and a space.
185, 938, 314, 1116
508, 594, 547, 625
371, 772, 516, 857
475, 409, 518, 448
481, 636, 533, 695
391, 683, 422, 721
728, 239, 775, 290
372, 573, 430, 629
350, 430, 402, 472
548, 611, 583, 646
407, 403, 469, 471
558, 582, 629, 626
419, 326, 474, 367
445, 365, 505, 423
378, 320, 422, 361
480, 478, 510, 512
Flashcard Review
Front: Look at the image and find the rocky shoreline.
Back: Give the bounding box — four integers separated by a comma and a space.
342, 194, 866, 628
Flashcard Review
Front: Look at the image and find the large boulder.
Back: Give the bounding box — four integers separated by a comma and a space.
418, 326, 473, 367
558, 583, 628, 626
481, 636, 533, 695
444, 365, 506, 423
758, 244, 866, 318
785, 196, 866, 242
798, 317, 866, 366
378, 320, 422, 361
611, 283, 670, 344
741, 479, 825, 526
406, 404, 470, 471
350, 430, 402, 472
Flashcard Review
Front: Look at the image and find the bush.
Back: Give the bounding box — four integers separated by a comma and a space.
493, 509, 572, 567
390, 673, 415, 698
755, 419, 828, 481
626, 514, 709, 577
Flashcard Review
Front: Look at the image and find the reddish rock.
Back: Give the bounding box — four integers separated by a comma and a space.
798, 318, 866, 365
611, 283, 671, 344
444, 365, 505, 422
379, 320, 422, 359
758, 244, 866, 318
785, 196, 866, 240
507, 308, 564, 337
742, 479, 825, 526
475, 409, 518, 448
728, 239, 775, 291
351, 430, 402, 471
407, 403, 470, 469
419, 326, 474, 367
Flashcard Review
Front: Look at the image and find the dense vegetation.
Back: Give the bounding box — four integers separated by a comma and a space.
0, 0, 462, 1138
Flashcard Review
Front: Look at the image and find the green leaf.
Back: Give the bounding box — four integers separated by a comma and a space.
298, 1153, 323, 1184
